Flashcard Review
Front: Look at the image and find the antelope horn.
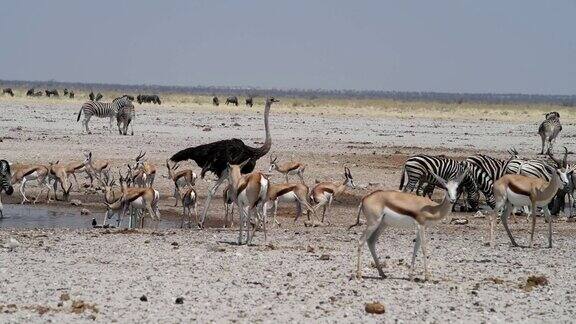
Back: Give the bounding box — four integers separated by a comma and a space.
136, 150, 145, 161
563, 146, 568, 168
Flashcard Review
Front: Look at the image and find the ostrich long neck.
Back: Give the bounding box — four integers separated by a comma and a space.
252, 101, 272, 158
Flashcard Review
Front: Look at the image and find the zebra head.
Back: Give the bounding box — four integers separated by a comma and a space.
0, 160, 14, 195
112, 95, 133, 108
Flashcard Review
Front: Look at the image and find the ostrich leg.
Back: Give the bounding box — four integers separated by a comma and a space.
199, 175, 227, 228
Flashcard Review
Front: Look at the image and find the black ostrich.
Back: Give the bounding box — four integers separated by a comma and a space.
170, 96, 279, 228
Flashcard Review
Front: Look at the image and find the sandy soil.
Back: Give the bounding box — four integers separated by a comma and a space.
0, 97, 575, 322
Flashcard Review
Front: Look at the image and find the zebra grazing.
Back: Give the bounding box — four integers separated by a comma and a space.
2, 88, 14, 96
399, 154, 479, 211
0, 160, 14, 219
76, 95, 132, 134
116, 99, 135, 136
212, 96, 219, 106
245, 97, 253, 107
538, 112, 562, 155
225, 96, 238, 106
45, 89, 59, 97
465, 154, 509, 208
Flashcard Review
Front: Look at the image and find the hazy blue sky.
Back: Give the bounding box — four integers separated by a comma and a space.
1, 1, 575, 94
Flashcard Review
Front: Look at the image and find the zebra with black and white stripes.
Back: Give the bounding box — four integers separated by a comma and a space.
399, 154, 479, 211
0, 160, 14, 218
76, 95, 132, 134
538, 112, 562, 155
116, 100, 135, 136
465, 154, 509, 209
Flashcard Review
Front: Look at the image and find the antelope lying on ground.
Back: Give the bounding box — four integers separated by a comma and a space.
226, 160, 269, 245
104, 171, 161, 228
83, 152, 110, 187
310, 167, 355, 224
11, 164, 53, 204
48, 161, 73, 201
165, 159, 197, 206
490, 163, 570, 248
263, 182, 316, 226
351, 169, 467, 281
176, 184, 198, 228
268, 156, 305, 183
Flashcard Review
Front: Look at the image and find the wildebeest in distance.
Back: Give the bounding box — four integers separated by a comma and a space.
225, 96, 238, 106
45, 89, 59, 97
89, 92, 95, 101
63, 88, 69, 96
137, 94, 161, 105
68, 91, 75, 98
95, 93, 103, 101
26, 88, 35, 96
213, 96, 219, 106
245, 97, 253, 107
2, 88, 14, 97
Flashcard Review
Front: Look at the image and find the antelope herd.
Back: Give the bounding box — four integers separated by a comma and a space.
0, 89, 572, 281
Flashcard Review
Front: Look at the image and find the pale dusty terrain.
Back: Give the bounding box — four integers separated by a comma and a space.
0, 96, 575, 322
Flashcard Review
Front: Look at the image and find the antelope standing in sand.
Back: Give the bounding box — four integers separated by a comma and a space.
489, 162, 570, 248
268, 156, 306, 183
311, 167, 355, 224
83, 152, 110, 187
48, 161, 73, 201
104, 171, 161, 228
351, 169, 467, 281
165, 159, 197, 206
227, 160, 269, 245
263, 183, 316, 226
11, 164, 53, 204
132, 151, 156, 187
176, 185, 199, 228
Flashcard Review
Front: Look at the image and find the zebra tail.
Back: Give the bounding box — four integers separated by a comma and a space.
398, 166, 406, 190
76, 106, 83, 122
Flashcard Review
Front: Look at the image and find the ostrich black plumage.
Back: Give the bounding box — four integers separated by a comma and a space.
170, 96, 279, 228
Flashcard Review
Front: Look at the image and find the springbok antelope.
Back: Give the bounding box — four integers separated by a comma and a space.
165, 159, 197, 206
351, 169, 467, 281
263, 183, 316, 226
104, 171, 161, 228
101, 173, 122, 225
490, 163, 570, 248
311, 167, 355, 224
226, 160, 269, 245
268, 156, 306, 183
223, 184, 235, 228
83, 152, 110, 187
176, 185, 198, 228
11, 164, 53, 204
61, 160, 90, 190
132, 151, 156, 187
48, 161, 73, 201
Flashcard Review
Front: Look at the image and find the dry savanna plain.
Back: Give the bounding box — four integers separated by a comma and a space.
1, 90, 576, 322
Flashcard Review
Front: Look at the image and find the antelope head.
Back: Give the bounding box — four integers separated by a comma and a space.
268, 155, 278, 172
344, 167, 355, 188
431, 168, 468, 204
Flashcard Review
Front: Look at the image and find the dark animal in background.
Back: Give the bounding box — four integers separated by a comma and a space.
137, 94, 161, 105
225, 96, 239, 106
26, 88, 35, 96
89, 92, 95, 101
212, 96, 219, 106
2, 88, 14, 96
68, 91, 75, 98
538, 111, 562, 155
123, 94, 135, 101
45, 89, 59, 97
95, 93, 103, 101
0, 159, 14, 218
33, 91, 42, 97
170, 97, 278, 228
63, 88, 69, 96
245, 97, 253, 107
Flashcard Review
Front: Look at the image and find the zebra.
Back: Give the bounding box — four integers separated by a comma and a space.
2, 88, 14, 96
538, 112, 562, 155
465, 154, 510, 208
76, 95, 132, 134
225, 96, 238, 106
399, 154, 479, 211
116, 100, 135, 136
0, 160, 14, 219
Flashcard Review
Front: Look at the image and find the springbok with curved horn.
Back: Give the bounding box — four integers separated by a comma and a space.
351, 169, 467, 281
226, 160, 269, 245
133, 151, 156, 187
310, 167, 355, 224
490, 158, 571, 248
175, 184, 198, 228
48, 161, 73, 201
268, 156, 306, 183
11, 164, 53, 204
165, 159, 197, 206
83, 152, 110, 188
